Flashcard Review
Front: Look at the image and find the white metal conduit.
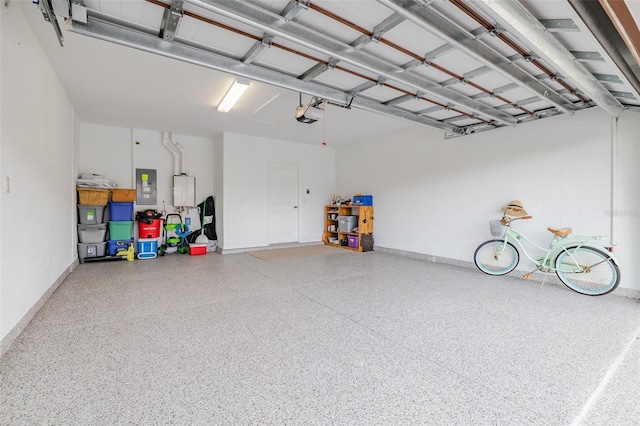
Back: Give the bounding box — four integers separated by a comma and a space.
610, 116, 618, 248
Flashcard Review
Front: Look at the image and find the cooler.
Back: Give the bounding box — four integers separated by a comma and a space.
137, 238, 158, 259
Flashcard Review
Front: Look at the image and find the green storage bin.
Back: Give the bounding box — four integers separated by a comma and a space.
109, 221, 133, 240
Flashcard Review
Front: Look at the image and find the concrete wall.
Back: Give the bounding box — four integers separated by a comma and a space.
1, 4, 76, 344
336, 108, 640, 296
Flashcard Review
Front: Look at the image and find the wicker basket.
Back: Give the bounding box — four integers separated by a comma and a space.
112, 188, 136, 202
77, 188, 111, 206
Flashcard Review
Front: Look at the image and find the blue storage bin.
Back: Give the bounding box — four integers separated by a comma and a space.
352, 195, 373, 206
107, 239, 133, 256
108, 202, 134, 221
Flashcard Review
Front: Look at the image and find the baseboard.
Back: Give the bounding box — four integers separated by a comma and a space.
219, 241, 323, 255
0, 259, 79, 357
374, 246, 640, 300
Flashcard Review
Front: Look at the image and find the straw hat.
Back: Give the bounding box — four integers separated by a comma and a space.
502, 200, 528, 217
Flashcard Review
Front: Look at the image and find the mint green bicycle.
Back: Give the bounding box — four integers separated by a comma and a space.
474, 202, 620, 296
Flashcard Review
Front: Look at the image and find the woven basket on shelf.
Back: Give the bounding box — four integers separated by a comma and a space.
77, 188, 111, 206
111, 188, 136, 202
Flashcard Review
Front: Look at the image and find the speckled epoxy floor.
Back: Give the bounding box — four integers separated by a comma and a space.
1, 250, 639, 425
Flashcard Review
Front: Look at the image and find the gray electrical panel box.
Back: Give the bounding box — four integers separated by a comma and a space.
173, 175, 196, 207
136, 168, 157, 205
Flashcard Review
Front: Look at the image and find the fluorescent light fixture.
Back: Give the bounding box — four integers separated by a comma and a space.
217, 79, 250, 112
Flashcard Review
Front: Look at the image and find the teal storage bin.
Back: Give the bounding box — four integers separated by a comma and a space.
109, 221, 133, 240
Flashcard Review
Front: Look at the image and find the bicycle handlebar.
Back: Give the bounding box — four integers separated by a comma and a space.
502, 214, 532, 224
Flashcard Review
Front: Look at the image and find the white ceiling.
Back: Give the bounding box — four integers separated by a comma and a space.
22, 0, 640, 146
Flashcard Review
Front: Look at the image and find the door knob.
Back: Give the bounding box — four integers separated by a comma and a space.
294, 205, 298, 209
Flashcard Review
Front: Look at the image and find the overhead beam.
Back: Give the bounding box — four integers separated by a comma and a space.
67, 17, 462, 134
242, 35, 274, 64
383, 94, 414, 106
472, 0, 625, 117
350, 13, 405, 50
376, 0, 577, 115
37, 0, 64, 46
567, 0, 640, 103
597, 0, 640, 71
185, 0, 518, 126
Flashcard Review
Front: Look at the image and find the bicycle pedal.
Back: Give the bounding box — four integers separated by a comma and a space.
523, 273, 533, 279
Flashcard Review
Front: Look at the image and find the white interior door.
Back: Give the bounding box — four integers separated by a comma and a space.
267, 162, 299, 244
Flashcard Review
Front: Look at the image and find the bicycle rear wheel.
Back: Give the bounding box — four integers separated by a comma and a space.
554, 246, 620, 296
474, 240, 519, 276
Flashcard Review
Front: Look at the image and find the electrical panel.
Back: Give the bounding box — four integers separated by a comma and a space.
173, 175, 196, 207
136, 168, 157, 205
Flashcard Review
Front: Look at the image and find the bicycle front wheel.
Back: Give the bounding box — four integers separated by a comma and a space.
555, 246, 620, 296
474, 240, 519, 276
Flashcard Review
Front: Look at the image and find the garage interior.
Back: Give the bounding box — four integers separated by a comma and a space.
1, 0, 640, 423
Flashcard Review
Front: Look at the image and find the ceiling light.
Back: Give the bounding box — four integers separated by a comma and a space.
217, 79, 250, 112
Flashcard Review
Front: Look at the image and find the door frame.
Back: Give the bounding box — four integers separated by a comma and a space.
266, 161, 299, 244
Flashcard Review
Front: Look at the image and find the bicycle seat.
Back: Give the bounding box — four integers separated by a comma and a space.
547, 227, 572, 237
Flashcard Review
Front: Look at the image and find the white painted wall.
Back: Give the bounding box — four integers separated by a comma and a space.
1, 4, 76, 341
337, 107, 640, 295
220, 132, 336, 250
213, 133, 224, 245
78, 124, 215, 218
0, 1, 4, 341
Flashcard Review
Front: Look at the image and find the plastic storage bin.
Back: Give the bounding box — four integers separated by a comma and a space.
78, 205, 106, 225
78, 205, 104, 225
352, 195, 373, 206
108, 202, 134, 221
338, 215, 358, 233
107, 239, 133, 256
77, 224, 108, 243
347, 235, 359, 249
109, 221, 133, 240
77, 242, 107, 262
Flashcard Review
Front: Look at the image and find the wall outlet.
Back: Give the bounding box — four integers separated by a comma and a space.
5, 176, 10, 193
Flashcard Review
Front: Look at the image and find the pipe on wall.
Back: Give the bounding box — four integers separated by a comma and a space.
610, 116, 618, 248
172, 133, 187, 175
162, 131, 180, 176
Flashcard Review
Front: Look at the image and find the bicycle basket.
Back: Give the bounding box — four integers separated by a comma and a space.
489, 220, 506, 237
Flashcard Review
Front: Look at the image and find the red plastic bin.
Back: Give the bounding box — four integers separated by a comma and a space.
137, 219, 162, 239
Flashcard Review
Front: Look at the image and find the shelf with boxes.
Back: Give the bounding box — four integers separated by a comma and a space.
76, 187, 136, 263
323, 201, 373, 252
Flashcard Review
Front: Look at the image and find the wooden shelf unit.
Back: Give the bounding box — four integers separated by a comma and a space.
323, 205, 373, 252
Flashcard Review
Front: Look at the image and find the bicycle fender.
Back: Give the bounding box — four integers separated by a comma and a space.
554, 244, 620, 265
